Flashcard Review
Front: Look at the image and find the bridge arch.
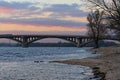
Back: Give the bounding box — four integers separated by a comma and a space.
27, 37, 78, 46
0, 37, 95, 47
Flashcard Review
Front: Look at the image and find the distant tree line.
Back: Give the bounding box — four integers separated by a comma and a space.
85, 0, 120, 48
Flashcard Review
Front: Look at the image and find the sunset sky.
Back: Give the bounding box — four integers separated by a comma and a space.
0, 0, 89, 35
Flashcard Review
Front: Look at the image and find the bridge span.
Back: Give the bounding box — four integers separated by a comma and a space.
0, 34, 119, 47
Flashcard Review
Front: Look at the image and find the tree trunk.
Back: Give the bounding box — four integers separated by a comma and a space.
94, 40, 99, 48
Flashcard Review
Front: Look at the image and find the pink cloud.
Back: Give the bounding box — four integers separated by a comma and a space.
0, 6, 13, 13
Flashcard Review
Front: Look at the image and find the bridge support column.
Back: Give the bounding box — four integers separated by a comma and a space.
77, 42, 80, 47
21, 37, 29, 48
22, 44, 28, 48
76, 38, 81, 47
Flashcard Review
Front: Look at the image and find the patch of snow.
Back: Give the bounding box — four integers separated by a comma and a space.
103, 40, 120, 44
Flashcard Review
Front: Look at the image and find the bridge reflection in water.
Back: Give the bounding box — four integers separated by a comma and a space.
0, 34, 119, 47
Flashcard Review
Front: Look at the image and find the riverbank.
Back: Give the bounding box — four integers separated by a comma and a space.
51, 46, 120, 80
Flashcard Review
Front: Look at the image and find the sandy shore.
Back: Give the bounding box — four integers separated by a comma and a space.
50, 47, 120, 80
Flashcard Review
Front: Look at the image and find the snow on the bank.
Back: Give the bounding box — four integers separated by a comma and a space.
104, 40, 120, 44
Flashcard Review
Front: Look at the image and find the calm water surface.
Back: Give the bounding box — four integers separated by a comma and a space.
0, 47, 99, 80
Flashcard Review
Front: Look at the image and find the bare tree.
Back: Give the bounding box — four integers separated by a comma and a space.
86, 0, 120, 36
87, 10, 106, 48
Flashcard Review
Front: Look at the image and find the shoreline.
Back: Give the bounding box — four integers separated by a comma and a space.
50, 46, 120, 80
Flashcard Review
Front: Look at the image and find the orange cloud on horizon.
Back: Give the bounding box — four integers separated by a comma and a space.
0, 23, 87, 33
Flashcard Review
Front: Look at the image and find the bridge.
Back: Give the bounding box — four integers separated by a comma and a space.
0, 34, 119, 47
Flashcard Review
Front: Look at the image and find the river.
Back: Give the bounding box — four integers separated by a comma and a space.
0, 47, 99, 80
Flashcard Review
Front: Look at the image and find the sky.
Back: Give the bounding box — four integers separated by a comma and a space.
0, 0, 89, 35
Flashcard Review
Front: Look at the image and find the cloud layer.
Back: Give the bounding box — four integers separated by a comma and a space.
0, 0, 88, 33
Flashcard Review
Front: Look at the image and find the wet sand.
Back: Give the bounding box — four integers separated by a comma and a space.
51, 47, 120, 80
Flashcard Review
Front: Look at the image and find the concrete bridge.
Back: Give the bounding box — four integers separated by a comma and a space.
0, 34, 119, 47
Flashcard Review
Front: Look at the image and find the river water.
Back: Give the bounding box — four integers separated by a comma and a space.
0, 47, 99, 80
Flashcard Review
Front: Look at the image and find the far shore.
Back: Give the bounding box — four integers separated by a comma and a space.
50, 46, 120, 80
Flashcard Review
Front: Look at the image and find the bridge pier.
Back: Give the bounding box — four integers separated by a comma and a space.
76, 42, 80, 47
21, 43, 28, 48
21, 37, 29, 48
76, 38, 81, 47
